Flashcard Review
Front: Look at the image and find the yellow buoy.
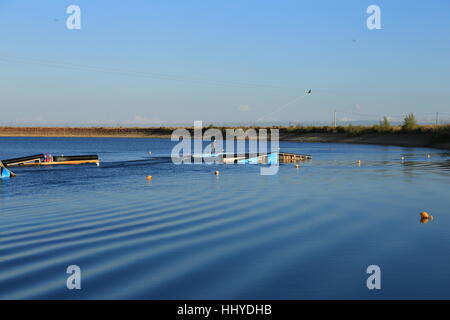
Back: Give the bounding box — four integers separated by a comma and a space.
400, 156, 405, 161
146, 175, 153, 181
427, 154, 431, 158
214, 170, 219, 176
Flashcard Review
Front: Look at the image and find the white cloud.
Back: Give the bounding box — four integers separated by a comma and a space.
124, 115, 164, 124
238, 104, 250, 112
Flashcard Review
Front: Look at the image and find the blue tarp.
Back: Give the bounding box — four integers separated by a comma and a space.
1, 167, 11, 179
237, 152, 279, 165
267, 152, 278, 165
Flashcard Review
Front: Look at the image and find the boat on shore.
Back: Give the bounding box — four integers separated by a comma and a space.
1, 154, 100, 167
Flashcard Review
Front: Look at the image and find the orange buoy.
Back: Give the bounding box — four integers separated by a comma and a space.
420, 211, 430, 219
146, 175, 153, 181
420, 211, 433, 220
295, 164, 300, 168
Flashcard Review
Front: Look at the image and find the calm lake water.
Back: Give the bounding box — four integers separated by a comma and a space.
1, 137, 449, 299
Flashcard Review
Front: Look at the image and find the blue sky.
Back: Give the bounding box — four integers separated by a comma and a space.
0, 0, 449, 126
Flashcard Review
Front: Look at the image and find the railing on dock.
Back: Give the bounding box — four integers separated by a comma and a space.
279, 152, 312, 163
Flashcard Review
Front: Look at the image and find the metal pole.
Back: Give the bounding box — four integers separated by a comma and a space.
436, 112, 439, 126
333, 110, 337, 128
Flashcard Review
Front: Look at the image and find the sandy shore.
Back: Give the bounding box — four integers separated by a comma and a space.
0, 127, 174, 139
1, 126, 449, 150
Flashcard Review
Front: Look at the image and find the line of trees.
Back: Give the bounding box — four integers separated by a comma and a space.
376, 113, 418, 132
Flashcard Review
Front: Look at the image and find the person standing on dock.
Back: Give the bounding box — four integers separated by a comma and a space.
211, 138, 217, 155
44, 153, 53, 162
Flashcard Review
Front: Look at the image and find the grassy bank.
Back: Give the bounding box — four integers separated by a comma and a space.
1, 125, 450, 150
280, 124, 450, 143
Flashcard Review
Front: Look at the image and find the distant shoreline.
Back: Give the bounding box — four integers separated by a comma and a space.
279, 132, 450, 150
1, 126, 449, 150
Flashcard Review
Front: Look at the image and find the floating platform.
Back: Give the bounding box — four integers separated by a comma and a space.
1, 154, 45, 167
188, 152, 311, 165
221, 152, 279, 165
2, 154, 100, 167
